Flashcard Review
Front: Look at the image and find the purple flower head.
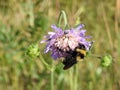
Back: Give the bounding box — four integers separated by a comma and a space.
41, 24, 92, 60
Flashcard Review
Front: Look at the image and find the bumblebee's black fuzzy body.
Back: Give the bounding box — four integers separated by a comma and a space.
63, 44, 86, 70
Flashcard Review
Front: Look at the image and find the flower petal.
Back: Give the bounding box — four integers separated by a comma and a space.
75, 24, 85, 30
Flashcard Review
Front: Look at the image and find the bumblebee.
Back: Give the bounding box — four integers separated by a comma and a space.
62, 44, 87, 70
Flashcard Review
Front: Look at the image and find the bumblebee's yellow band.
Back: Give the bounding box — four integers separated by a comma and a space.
76, 48, 86, 56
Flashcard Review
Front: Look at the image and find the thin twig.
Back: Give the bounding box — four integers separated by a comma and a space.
114, 0, 119, 35
101, 3, 113, 49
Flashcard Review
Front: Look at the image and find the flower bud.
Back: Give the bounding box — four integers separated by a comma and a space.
101, 54, 112, 67
26, 44, 40, 58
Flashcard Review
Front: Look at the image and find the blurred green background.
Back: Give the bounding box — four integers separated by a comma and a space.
0, 0, 120, 90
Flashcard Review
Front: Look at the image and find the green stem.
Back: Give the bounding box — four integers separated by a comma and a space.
39, 52, 54, 90
58, 10, 68, 28
51, 70, 54, 90
69, 68, 74, 90
39, 52, 51, 70
74, 65, 78, 90
51, 62, 54, 90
